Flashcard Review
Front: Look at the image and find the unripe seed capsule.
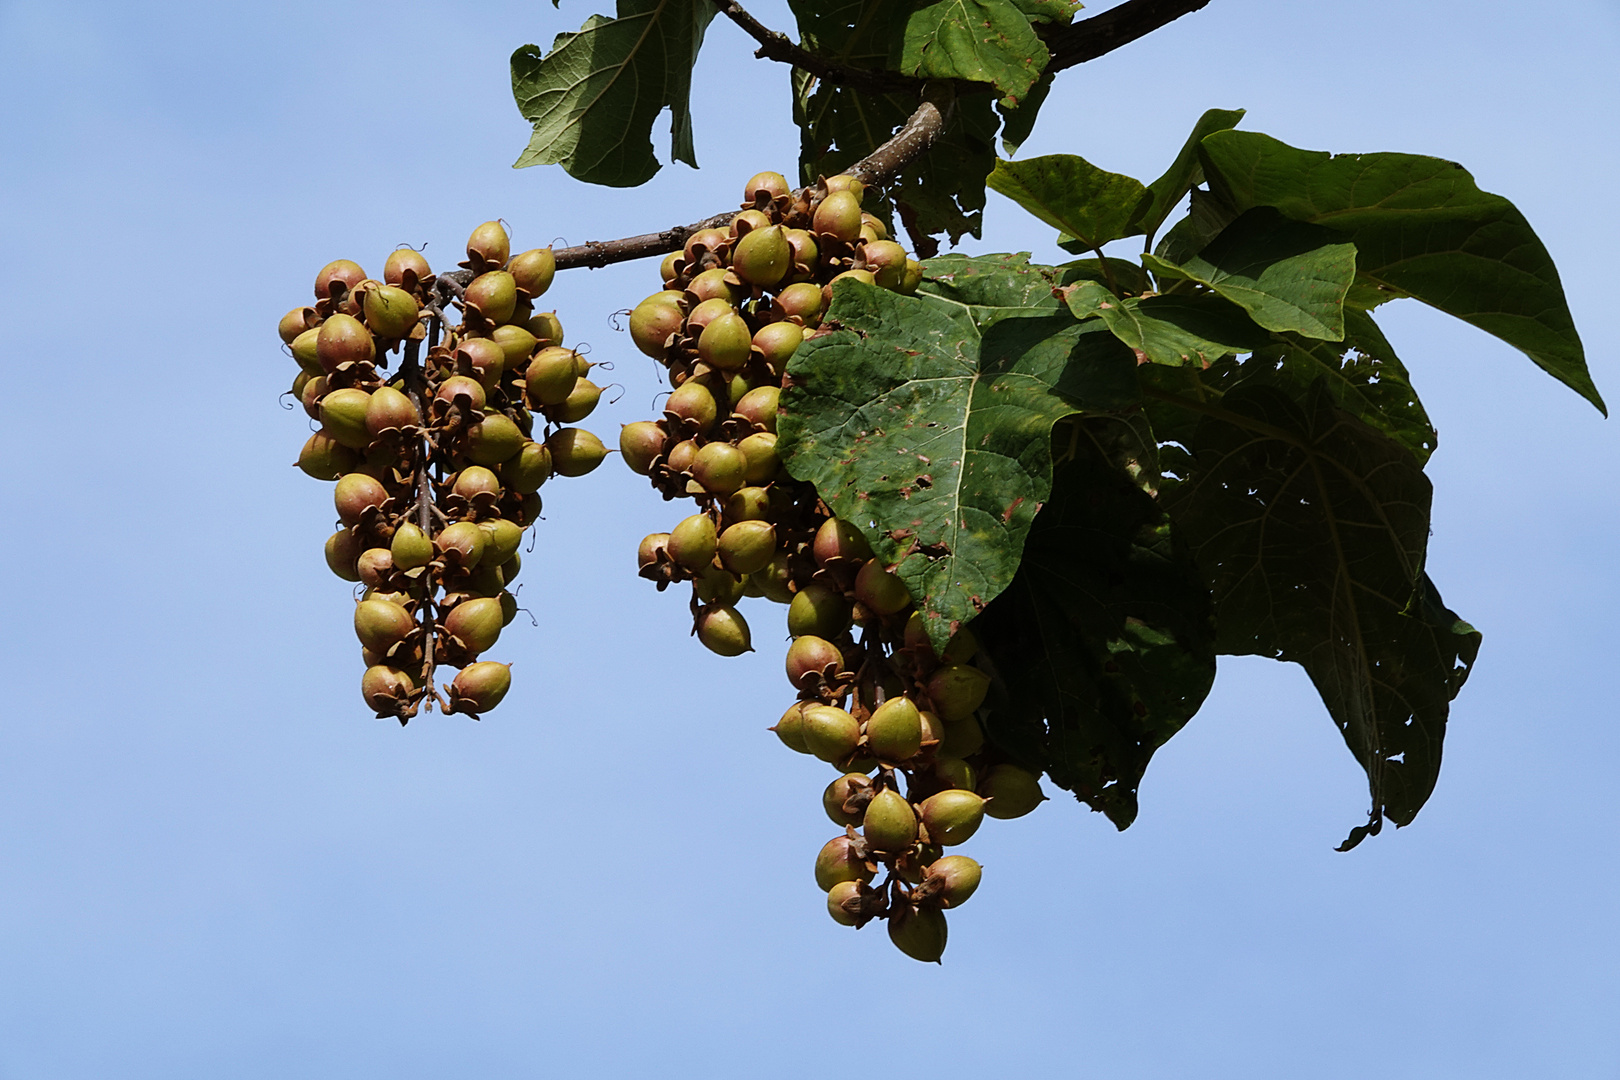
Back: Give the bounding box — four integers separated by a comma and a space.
801, 704, 861, 762
355, 599, 414, 652
775, 281, 823, 324
924, 854, 982, 907
619, 421, 667, 475
668, 514, 719, 570
383, 248, 431, 287
724, 486, 771, 521
813, 517, 873, 566
823, 174, 865, 200
718, 519, 776, 575
934, 757, 976, 791
629, 297, 685, 359
325, 529, 362, 581
686, 268, 739, 304
446, 597, 504, 656
291, 327, 323, 375
733, 386, 780, 433
637, 532, 671, 571
357, 548, 395, 589
692, 442, 749, 496
334, 472, 388, 526
692, 565, 746, 606
503, 440, 553, 493
730, 208, 772, 237
298, 432, 360, 481
927, 663, 991, 722
362, 284, 420, 338
509, 247, 555, 298
550, 378, 602, 424
743, 170, 790, 202
665, 439, 698, 474
435, 520, 487, 568
900, 258, 924, 294
772, 702, 812, 754
814, 835, 874, 892
465, 271, 517, 324
361, 665, 414, 712
452, 465, 502, 502
823, 268, 876, 310
826, 880, 862, 927
456, 338, 505, 388
466, 220, 510, 268
737, 431, 780, 484
545, 428, 606, 477
315, 259, 367, 301
756, 551, 796, 604
684, 297, 734, 337
854, 558, 911, 615
526, 346, 579, 406
731, 224, 791, 287
665, 380, 719, 433
751, 321, 803, 375
390, 522, 433, 571
320, 388, 373, 450
813, 190, 863, 242
436, 375, 487, 411
450, 661, 512, 712
862, 239, 908, 291
365, 385, 420, 436
823, 773, 871, 827
696, 605, 752, 656
888, 905, 947, 963
279, 307, 315, 345
979, 764, 1046, 819
865, 695, 923, 763
939, 715, 985, 759
787, 584, 851, 640
465, 414, 524, 466
862, 788, 919, 852
479, 518, 523, 566
785, 634, 843, 688
698, 311, 753, 371
919, 789, 987, 846
315, 313, 375, 373
860, 213, 889, 240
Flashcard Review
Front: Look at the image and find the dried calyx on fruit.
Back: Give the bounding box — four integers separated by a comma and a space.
283, 219, 604, 723
614, 167, 1032, 962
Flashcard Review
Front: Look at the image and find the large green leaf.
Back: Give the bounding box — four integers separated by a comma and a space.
1148, 377, 1480, 848
1200, 130, 1605, 413
1144, 207, 1356, 341
1061, 281, 1269, 367
791, 0, 997, 244
1135, 107, 1246, 240
511, 0, 716, 186
975, 413, 1216, 829
777, 270, 1137, 651
988, 154, 1149, 253
900, 0, 1050, 103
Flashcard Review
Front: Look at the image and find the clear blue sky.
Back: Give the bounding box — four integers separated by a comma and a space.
1, 1, 1617, 1076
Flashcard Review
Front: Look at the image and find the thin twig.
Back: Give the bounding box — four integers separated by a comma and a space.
708, 0, 962, 95
1041, 0, 1214, 74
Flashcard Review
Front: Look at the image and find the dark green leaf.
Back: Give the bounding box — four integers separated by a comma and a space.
1062, 283, 1270, 367
1153, 185, 1241, 265
976, 414, 1216, 829
996, 69, 1053, 157
1200, 130, 1605, 413
919, 251, 1067, 314
1055, 257, 1152, 297
1009, 0, 1083, 22
988, 154, 1150, 252
778, 275, 1137, 651
1136, 107, 1246, 240
901, 0, 1050, 103
510, 0, 716, 186
1150, 378, 1479, 846
1143, 207, 1356, 341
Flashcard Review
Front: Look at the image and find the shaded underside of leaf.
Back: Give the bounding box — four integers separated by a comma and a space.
1199, 130, 1604, 413
1148, 377, 1478, 847
988, 153, 1150, 252
777, 271, 1136, 652
976, 413, 1216, 828
511, 0, 716, 187
1136, 107, 1246, 240
1063, 281, 1270, 367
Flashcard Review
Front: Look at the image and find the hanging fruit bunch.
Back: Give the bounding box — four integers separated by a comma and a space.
619, 171, 1048, 961
280, 221, 606, 722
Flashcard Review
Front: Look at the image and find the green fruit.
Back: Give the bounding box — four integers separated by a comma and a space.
318, 388, 373, 449
860, 213, 889, 241
862, 788, 919, 852
499, 590, 519, 626
279, 307, 314, 345
362, 284, 420, 338
801, 704, 860, 762
619, 421, 668, 475
297, 431, 360, 481
452, 465, 502, 501
724, 486, 771, 521
737, 432, 780, 484
865, 695, 923, 763
939, 715, 984, 759
730, 208, 773, 236
355, 598, 414, 652
823, 174, 864, 200
435, 520, 487, 568
314, 259, 366, 300
521, 347, 573, 407
665, 439, 697, 474
822, 268, 876, 311
450, 661, 512, 712
390, 522, 434, 571
479, 518, 524, 566
814, 835, 874, 892
465, 414, 524, 466
550, 378, 602, 423
503, 440, 553, 494
693, 564, 747, 606
435, 375, 487, 411
465, 270, 517, 324
924, 855, 981, 907
490, 324, 538, 366
813, 190, 863, 242
637, 533, 670, 571
510, 247, 555, 298
315, 313, 375, 373
684, 297, 734, 336
697, 311, 753, 371
731, 224, 791, 287
364, 385, 420, 436
357, 547, 394, 589
854, 558, 911, 616
918, 789, 986, 847
927, 664, 990, 723
979, 764, 1046, 819
457, 338, 506, 388
361, 665, 414, 712
526, 310, 564, 346
290, 327, 323, 375
325, 529, 362, 581
659, 252, 682, 284
827, 880, 862, 927
900, 259, 924, 295
333, 472, 388, 525
696, 605, 752, 656
934, 757, 976, 791
717, 519, 776, 575
756, 551, 796, 604
751, 322, 802, 374
446, 597, 504, 655
772, 702, 811, 754
787, 584, 851, 640
686, 267, 740, 304
466, 220, 510, 267
545, 428, 606, 477
383, 248, 431, 287
743, 170, 790, 202
823, 773, 871, 827
888, 905, 946, 963
668, 513, 718, 570
813, 517, 872, 566
775, 281, 823, 324
692, 441, 748, 496
665, 380, 719, 433
785, 635, 842, 688
629, 296, 685, 359
862, 239, 908, 291
733, 386, 779, 433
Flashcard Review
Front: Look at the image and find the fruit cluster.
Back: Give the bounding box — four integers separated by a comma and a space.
281, 222, 606, 721
618, 171, 1047, 961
